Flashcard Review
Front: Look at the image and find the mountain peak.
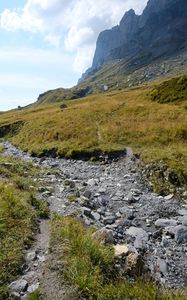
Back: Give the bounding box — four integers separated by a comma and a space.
88, 0, 187, 71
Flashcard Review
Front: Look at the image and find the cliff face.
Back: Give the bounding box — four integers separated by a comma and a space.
91, 0, 187, 70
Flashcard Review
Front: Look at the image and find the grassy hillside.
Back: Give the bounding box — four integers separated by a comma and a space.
0, 78, 187, 192
33, 53, 187, 106
150, 75, 187, 103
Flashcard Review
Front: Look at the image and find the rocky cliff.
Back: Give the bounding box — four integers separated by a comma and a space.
91, 0, 187, 72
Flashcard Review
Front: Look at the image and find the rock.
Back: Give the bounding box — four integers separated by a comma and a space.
175, 226, 187, 243
164, 194, 174, 200
91, 212, 101, 221
92, 228, 114, 244
10, 292, 20, 300
37, 255, 46, 263
9, 279, 28, 294
60, 103, 67, 110
178, 209, 187, 216
103, 216, 115, 225
182, 217, 187, 226
157, 258, 168, 275
126, 227, 148, 240
23, 272, 37, 282
125, 252, 143, 276
90, 0, 187, 75
126, 227, 148, 249
155, 219, 178, 228
115, 212, 121, 218
25, 251, 37, 263
87, 179, 97, 186
83, 190, 92, 199
98, 188, 106, 194
27, 282, 40, 293
114, 244, 129, 257
82, 207, 91, 217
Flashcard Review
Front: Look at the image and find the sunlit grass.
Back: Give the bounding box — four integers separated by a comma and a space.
0, 80, 186, 188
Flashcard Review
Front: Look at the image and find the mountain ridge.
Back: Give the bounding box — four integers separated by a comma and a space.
80, 0, 187, 82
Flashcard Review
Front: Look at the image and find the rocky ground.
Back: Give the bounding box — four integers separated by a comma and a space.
1, 141, 187, 299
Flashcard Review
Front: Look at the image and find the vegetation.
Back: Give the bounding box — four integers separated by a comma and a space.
0, 80, 186, 191
150, 75, 187, 103
27, 289, 43, 300
37, 86, 91, 105
0, 153, 49, 299
50, 216, 187, 300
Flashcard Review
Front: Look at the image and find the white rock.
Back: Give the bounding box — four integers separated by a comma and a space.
114, 244, 129, 257
9, 279, 28, 293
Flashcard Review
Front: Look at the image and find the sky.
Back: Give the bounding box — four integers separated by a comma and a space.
0, 0, 148, 111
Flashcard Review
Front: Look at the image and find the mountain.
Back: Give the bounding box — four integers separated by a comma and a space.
90, 0, 187, 72
37, 0, 187, 105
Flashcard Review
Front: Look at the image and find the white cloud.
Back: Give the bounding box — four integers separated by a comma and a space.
0, 0, 148, 73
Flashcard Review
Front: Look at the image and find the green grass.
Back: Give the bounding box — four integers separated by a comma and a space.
0, 183, 37, 298
149, 75, 187, 103
0, 77, 186, 191
50, 216, 187, 300
0, 153, 49, 299
27, 289, 43, 300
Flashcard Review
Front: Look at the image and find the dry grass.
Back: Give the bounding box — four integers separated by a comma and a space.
0, 83, 186, 187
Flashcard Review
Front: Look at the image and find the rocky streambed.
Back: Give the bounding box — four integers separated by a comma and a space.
1, 141, 187, 299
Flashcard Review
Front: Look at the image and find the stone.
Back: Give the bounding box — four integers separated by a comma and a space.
27, 282, 40, 293
87, 179, 97, 186
126, 227, 148, 249
182, 217, 187, 226
25, 251, 37, 263
23, 272, 37, 282
83, 190, 92, 199
103, 216, 115, 225
9, 279, 28, 294
92, 228, 114, 244
157, 258, 168, 275
91, 212, 101, 221
37, 255, 46, 262
175, 226, 187, 244
116, 212, 121, 218
126, 227, 148, 240
155, 219, 178, 228
125, 252, 143, 276
164, 194, 174, 200
178, 209, 187, 216
98, 188, 106, 194
114, 244, 129, 257
82, 207, 91, 217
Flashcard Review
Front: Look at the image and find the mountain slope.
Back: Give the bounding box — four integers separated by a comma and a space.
38, 0, 187, 105
91, 0, 187, 71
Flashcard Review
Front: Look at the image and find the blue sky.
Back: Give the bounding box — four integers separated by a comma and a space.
0, 0, 148, 111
